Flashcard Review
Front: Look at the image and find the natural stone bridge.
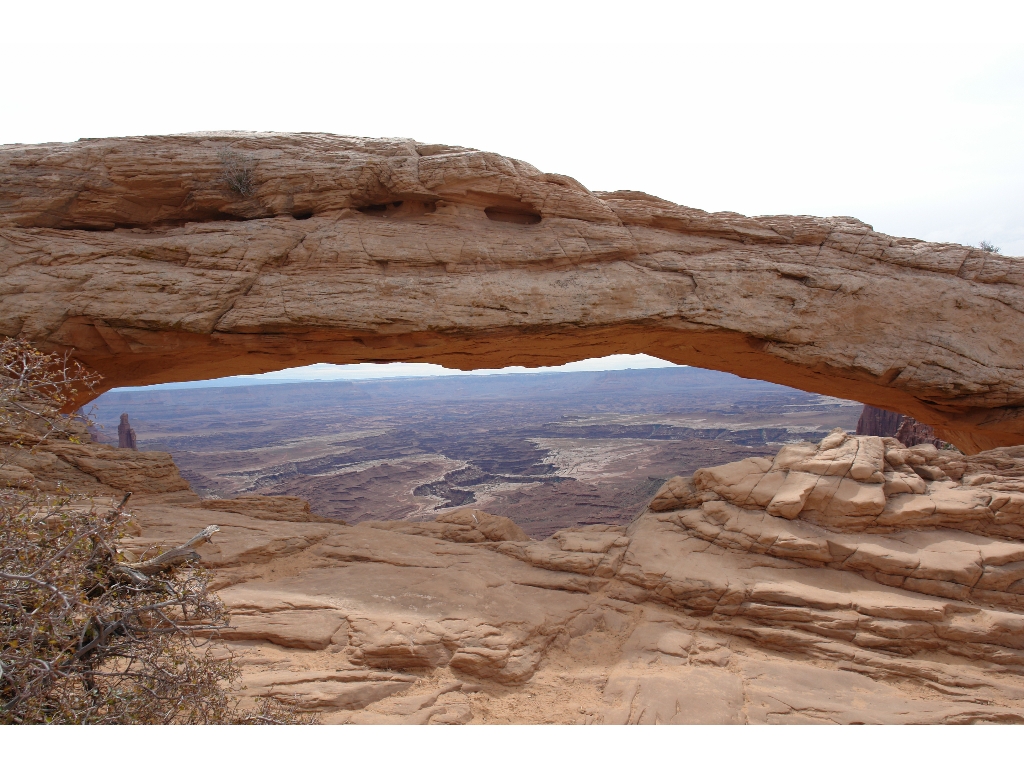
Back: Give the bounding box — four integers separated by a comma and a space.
1, 133, 1022, 452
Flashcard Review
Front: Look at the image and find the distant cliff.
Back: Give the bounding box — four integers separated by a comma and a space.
856, 405, 941, 448
856, 406, 904, 438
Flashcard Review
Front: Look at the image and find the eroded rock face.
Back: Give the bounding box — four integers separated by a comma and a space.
635, 433, 1024, 678
366, 508, 530, 544
856, 405, 904, 439
9, 379, 1024, 721
856, 404, 941, 449
63, 428, 1016, 723
199, 495, 345, 524
894, 418, 942, 450
671, 430, 1024, 536
0, 434, 190, 497
2, 134, 1023, 452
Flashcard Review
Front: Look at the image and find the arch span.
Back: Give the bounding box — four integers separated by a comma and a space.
1, 133, 1022, 453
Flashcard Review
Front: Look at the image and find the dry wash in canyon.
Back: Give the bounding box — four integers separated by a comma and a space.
3, 134, 1024, 723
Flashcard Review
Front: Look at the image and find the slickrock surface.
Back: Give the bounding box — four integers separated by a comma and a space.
36, 426, 1023, 723
2, 134, 1023, 451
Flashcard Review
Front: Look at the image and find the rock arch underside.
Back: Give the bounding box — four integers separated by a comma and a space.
5, 134, 1024, 723
2, 133, 1023, 453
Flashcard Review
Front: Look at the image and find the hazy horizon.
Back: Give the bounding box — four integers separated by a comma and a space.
109, 354, 682, 391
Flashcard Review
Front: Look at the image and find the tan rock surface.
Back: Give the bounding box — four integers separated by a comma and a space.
2, 134, 1023, 451
366, 508, 529, 543
5, 421, 1019, 722
199, 495, 345, 524
29, 426, 1004, 723
4, 365, 1024, 722
0, 436, 189, 497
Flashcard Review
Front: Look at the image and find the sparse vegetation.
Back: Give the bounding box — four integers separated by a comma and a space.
1, 338, 99, 450
219, 149, 257, 198
0, 339, 311, 724
979, 240, 1001, 254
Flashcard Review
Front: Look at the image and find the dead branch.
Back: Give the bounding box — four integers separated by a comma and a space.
132, 525, 219, 576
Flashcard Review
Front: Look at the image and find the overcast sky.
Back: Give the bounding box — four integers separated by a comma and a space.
5, 1, 1021, 384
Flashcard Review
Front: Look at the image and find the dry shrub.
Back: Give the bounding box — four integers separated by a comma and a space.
219, 150, 257, 198
0, 338, 99, 448
0, 338, 313, 723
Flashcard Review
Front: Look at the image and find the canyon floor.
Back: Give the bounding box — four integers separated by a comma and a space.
89, 367, 860, 537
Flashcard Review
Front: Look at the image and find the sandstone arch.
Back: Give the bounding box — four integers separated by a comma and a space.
1, 133, 1022, 453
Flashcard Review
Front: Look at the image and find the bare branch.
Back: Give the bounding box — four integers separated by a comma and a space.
2, 339, 310, 723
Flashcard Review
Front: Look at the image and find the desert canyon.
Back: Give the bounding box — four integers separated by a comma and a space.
3, 133, 1024, 723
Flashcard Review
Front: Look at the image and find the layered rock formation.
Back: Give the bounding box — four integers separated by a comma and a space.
0, 439, 187, 498
2, 134, 1023, 451
209, 431, 1024, 723
649, 433, 1024, 618
199, 433, 1024, 721
22, 420, 1022, 723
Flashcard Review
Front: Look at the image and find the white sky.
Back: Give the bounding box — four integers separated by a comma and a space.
4, 1, 1021, 384
243, 354, 679, 381
120, 355, 679, 389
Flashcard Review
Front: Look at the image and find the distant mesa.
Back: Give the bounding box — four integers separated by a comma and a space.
118, 413, 137, 450
2, 134, 1022, 453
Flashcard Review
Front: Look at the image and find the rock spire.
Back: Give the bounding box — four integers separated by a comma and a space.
117, 413, 137, 450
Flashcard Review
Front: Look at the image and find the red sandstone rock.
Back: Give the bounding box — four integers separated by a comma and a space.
856, 404, 942, 448
856, 405, 904, 438
122, 429, 1024, 723
199, 495, 346, 524
894, 418, 942, 449
2, 134, 1023, 452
